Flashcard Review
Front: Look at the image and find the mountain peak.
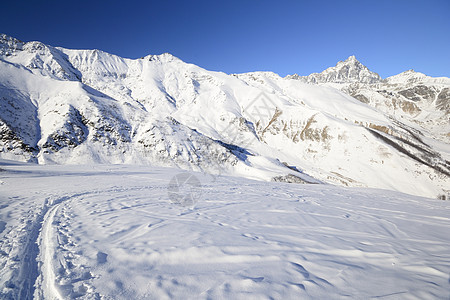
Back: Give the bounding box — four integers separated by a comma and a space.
0, 33, 21, 42
287, 56, 382, 84
405, 69, 415, 73
385, 69, 433, 85
337, 55, 364, 68
0, 34, 24, 55
345, 55, 358, 62
142, 52, 181, 63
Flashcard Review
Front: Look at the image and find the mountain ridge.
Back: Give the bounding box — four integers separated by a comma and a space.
0, 34, 449, 198
285, 55, 382, 84
282, 53, 449, 145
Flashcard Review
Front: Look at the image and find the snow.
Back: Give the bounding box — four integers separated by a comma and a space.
1, 161, 449, 299
1, 36, 449, 199
386, 70, 450, 85
286, 55, 382, 85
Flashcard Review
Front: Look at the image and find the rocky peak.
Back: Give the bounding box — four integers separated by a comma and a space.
286, 55, 382, 85
145, 52, 181, 63
342, 55, 357, 64
333, 55, 367, 71
0, 34, 24, 55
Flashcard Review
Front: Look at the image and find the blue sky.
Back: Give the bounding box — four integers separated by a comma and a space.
2, 0, 449, 78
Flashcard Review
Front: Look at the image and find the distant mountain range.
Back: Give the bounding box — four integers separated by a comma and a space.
0, 34, 448, 198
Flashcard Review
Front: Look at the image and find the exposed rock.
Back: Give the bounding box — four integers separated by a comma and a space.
436, 88, 450, 113
272, 174, 313, 184
398, 85, 437, 102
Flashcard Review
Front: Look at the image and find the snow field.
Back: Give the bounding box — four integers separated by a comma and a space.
0, 162, 449, 299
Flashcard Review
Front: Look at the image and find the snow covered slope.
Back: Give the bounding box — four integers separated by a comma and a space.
287, 56, 450, 145
0, 34, 449, 198
0, 162, 449, 299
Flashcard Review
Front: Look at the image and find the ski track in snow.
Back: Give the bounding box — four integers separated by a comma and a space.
39, 204, 62, 299
0, 162, 450, 299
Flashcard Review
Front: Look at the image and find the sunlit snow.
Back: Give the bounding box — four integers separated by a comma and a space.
1, 162, 449, 299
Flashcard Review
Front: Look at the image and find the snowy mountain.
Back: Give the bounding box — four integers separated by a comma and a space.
286, 55, 382, 84
0, 34, 449, 198
287, 56, 450, 144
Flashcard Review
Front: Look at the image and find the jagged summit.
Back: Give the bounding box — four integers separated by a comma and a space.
287, 55, 382, 84
144, 52, 181, 63
335, 55, 366, 69
340, 55, 358, 64
0, 33, 24, 55
0, 33, 22, 44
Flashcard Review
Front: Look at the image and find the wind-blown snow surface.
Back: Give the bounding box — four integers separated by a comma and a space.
1, 161, 449, 299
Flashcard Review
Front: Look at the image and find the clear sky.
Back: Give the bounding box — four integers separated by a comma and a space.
2, 0, 449, 78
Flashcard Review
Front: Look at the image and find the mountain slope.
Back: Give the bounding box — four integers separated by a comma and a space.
0, 34, 449, 198
286, 56, 450, 145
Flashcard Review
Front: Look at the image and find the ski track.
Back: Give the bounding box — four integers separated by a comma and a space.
17, 205, 43, 300
1, 192, 96, 299
39, 204, 62, 299
34, 192, 105, 299
0, 163, 449, 299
